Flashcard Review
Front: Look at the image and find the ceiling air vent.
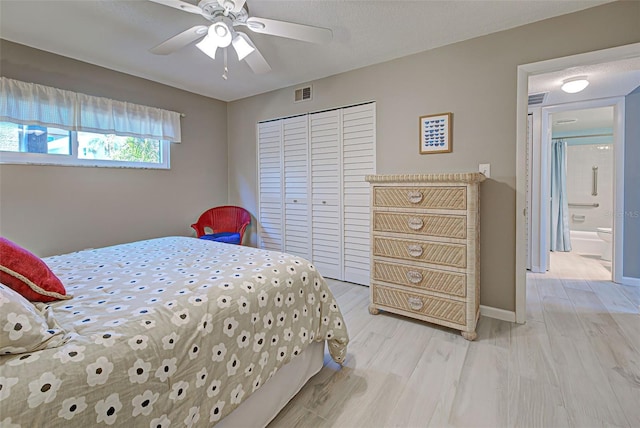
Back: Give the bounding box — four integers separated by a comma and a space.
528, 92, 548, 106
294, 86, 312, 103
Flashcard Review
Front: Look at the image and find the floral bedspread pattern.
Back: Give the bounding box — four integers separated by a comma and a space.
0, 237, 348, 427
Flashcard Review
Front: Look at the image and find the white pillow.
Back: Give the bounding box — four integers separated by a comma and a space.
0, 283, 68, 355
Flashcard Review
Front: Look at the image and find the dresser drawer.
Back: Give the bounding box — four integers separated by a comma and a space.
373, 236, 467, 269
372, 284, 466, 325
373, 261, 466, 297
373, 186, 466, 210
373, 212, 466, 239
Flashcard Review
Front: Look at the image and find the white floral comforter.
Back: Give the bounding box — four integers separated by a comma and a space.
0, 237, 348, 427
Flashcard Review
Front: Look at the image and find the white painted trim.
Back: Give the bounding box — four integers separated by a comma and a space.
540, 106, 552, 272
480, 305, 516, 323
613, 99, 625, 285
528, 108, 544, 273
515, 66, 529, 324
621, 276, 640, 287
530, 265, 544, 274
515, 42, 640, 325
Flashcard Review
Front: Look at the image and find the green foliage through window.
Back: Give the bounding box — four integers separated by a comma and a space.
0, 121, 168, 169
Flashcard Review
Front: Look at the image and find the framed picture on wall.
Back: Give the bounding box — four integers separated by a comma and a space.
419, 112, 452, 154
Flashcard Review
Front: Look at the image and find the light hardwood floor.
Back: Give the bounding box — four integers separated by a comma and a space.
269, 252, 640, 427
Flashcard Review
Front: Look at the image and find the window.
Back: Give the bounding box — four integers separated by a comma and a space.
0, 122, 169, 168
0, 77, 181, 169
0, 122, 71, 155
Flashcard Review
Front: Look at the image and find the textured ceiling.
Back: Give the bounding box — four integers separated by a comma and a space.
529, 57, 640, 107
552, 107, 613, 133
0, 0, 615, 101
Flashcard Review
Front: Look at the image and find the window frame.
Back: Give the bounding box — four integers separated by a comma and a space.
0, 123, 170, 169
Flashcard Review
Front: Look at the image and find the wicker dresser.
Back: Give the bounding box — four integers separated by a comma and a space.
365, 173, 485, 340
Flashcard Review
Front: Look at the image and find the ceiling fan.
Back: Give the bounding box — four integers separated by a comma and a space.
149, 0, 333, 77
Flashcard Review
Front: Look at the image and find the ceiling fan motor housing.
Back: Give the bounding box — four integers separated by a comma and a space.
198, 0, 247, 21
149, 0, 332, 76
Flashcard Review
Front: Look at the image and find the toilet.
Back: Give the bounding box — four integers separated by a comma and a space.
596, 227, 612, 261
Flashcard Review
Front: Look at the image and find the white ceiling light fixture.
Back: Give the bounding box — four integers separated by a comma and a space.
210, 17, 233, 47
561, 76, 590, 93
196, 16, 234, 59
196, 35, 218, 59
231, 33, 255, 60
149, 0, 334, 77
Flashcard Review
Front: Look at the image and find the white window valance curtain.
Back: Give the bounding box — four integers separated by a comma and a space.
0, 77, 182, 142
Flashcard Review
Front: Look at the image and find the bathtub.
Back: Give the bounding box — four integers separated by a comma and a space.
569, 230, 603, 255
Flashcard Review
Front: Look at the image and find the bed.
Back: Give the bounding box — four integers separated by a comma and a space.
0, 236, 349, 427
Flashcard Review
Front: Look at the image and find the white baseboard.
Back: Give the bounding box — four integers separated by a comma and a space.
480, 305, 516, 322
620, 276, 640, 287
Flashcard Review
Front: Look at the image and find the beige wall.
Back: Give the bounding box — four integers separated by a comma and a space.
227, 1, 640, 312
0, 40, 228, 257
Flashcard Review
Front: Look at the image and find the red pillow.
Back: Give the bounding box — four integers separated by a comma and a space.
0, 237, 70, 302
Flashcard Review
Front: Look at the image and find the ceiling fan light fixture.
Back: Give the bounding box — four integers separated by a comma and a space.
196, 35, 218, 59
210, 19, 233, 47
214, 23, 228, 37
561, 77, 589, 93
232, 33, 255, 60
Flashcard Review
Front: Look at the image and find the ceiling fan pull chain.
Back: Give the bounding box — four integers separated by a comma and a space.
222, 48, 229, 80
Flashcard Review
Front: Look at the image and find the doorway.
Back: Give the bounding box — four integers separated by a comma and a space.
529, 100, 620, 278
552, 106, 614, 272
514, 42, 640, 323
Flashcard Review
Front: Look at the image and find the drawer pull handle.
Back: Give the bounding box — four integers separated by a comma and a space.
408, 297, 423, 310
406, 270, 423, 284
293, 199, 298, 203
407, 245, 423, 257
407, 217, 424, 230
407, 191, 423, 204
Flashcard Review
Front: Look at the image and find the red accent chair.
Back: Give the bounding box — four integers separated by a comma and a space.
191, 206, 251, 245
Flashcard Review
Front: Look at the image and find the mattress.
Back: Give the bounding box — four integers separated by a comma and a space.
0, 237, 348, 427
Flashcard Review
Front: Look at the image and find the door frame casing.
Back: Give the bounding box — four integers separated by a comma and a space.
515, 42, 639, 324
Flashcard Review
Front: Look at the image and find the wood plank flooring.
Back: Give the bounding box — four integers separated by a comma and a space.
269, 252, 640, 427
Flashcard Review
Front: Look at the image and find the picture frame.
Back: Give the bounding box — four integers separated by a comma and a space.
419, 112, 452, 154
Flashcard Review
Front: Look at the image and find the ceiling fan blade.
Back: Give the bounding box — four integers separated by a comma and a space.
245, 17, 332, 44
240, 35, 271, 74
150, 25, 208, 55
217, 0, 246, 14
149, 0, 202, 15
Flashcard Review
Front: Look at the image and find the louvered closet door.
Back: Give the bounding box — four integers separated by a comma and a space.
309, 110, 342, 280
342, 103, 376, 285
282, 116, 311, 259
258, 121, 284, 251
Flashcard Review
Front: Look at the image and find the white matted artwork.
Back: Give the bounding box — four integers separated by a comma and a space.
419, 112, 452, 154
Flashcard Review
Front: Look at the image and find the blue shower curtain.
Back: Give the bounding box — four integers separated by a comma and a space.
550, 139, 571, 252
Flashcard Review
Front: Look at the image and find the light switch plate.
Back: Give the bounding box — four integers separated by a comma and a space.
479, 163, 491, 178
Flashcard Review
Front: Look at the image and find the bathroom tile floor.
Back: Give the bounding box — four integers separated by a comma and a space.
550, 250, 613, 278
269, 251, 640, 427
